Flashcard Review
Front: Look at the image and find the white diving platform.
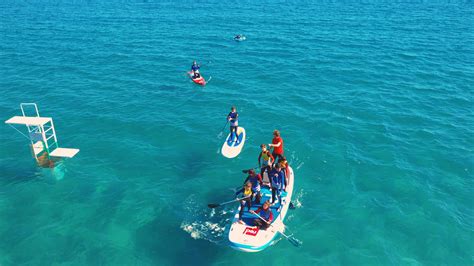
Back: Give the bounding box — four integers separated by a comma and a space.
5, 116, 52, 126
5, 103, 79, 161
49, 148, 80, 158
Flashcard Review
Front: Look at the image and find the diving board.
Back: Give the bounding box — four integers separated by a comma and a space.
5, 116, 52, 126
49, 148, 80, 158
5, 103, 79, 163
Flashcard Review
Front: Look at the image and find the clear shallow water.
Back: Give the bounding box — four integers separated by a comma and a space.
0, 1, 473, 265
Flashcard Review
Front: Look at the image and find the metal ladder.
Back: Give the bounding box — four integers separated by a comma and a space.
20, 103, 58, 159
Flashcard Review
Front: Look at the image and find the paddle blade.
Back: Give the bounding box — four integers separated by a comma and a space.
242, 167, 258, 174
207, 203, 220, 208
288, 237, 302, 247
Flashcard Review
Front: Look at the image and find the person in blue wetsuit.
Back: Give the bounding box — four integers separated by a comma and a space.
250, 201, 273, 230
191, 61, 200, 78
227, 106, 239, 142
269, 164, 285, 205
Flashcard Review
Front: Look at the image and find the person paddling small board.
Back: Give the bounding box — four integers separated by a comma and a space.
188, 60, 206, 85
221, 106, 246, 158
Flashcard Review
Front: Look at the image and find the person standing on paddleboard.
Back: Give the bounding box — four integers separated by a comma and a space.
278, 158, 290, 191
191, 60, 200, 78
269, 164, 285, 206
269, 130, 284, 165
258, 144, 274, 177
227, 106, 239, 142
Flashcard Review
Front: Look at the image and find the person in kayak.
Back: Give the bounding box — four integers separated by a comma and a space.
243, 169, 262, 204
227, 106, 239, 142
269, 164, 285, 205
191, 61, 200, 78
235, 181, 253, 222
250, 201, 273, 230
258, 144, 274, 177
269, 130, 284, 165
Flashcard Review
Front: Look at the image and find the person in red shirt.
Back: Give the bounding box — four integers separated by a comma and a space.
269, 129, 284, 166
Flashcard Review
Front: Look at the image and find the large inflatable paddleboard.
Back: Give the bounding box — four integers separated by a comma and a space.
188, 71, 206, 86
228, 166, 295, 252
221, 127, 245, 158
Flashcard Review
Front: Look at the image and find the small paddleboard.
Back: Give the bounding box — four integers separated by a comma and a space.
221, 127, 246, 158
228, 166, 295, 252
188, 71, 206, 86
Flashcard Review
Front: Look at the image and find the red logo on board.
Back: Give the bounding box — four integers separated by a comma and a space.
243, 227, 259, 236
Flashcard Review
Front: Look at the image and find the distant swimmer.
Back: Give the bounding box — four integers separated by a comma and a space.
234, 34, 246, 41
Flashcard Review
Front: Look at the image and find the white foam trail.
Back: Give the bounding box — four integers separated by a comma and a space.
293, 189, 306, 209
180, 221, 226, 241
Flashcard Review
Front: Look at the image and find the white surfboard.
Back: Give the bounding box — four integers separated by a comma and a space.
221, 127, 246, 158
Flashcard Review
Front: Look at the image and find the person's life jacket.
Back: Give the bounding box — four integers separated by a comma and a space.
243, 187, 252, 197
228, 111, 238, 126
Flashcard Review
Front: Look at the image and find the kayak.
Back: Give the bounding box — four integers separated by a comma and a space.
228, 166, 295, 252
188, 71, 206, 86
221, 127, 245, 158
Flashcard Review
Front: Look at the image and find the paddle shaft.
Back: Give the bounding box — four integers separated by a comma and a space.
209, 195, 251, 208
252, 212, 293, 240
220, 196, 248, 206
221, 120, 229, 132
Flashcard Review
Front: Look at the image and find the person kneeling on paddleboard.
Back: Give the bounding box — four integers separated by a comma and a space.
258, 144, 274, 177
270, 164, 285, 206
250, 201, 273, 230
235, 181, 253, 223
191, 61, 200, 78
243, 169, 262, 204
227, 106, 239, 142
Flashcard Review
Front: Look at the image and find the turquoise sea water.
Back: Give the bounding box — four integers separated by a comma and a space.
1, 1, 473, 265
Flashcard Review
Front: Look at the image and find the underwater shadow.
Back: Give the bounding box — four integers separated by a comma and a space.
134, 215, 220, 265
